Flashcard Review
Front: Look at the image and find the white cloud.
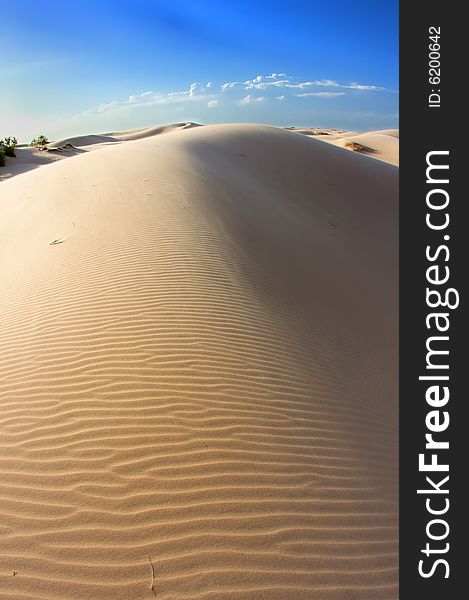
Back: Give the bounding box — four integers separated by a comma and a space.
291, 79, 386, 91
189, 82, 204, 96
226, 74, 388, 92
243, 75, 337, 91
221, 81, 241, 90
128, 91, 154, 103
236, 95, 266, 106
346, 82, 385, 91
296, 92, 346, 97
244, 73, 289, 89
70, 72, 391, 122
72, 83, 214, 119
300, 79, 340, 88
94, 100, 119, 113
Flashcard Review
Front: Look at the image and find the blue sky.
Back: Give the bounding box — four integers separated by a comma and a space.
1, 1, 398, 141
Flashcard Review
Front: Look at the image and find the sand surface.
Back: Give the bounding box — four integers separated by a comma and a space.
0, 147, 74, 183
288, 128, 399, 165
52, 122, 202, 148
0, 124, 398, 599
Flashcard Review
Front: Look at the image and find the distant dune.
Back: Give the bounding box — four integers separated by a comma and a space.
1, 123, 398, 182
0, 124, 398, 599
52, 122, 202, 147
288, 127, 399, 166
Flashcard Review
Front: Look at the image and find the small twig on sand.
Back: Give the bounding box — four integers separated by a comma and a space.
148, 555, 156, 597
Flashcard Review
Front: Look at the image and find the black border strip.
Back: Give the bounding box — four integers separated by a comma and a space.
400, 2, 463, 597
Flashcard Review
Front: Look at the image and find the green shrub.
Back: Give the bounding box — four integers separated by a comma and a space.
2, 136, 17, 147
31, 134, 49, 148
0, 136, 17, 162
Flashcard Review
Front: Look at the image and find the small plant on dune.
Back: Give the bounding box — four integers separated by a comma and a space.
344, 140, 372, 153
0, 136, 18, 158
30, 134, 49, 149
2, 136, 17, 147
0, 136, 18, 163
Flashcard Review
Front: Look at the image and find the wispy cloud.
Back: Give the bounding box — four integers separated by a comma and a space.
346, 83, 386, 91
70, 72, 392, 122
223, 73, 388, 92
236, 95, 266, 106
72, 82, 214, 119
296, 92, 345, 98
243, 73, 289, 89
189, 82, 205, 96
221, 81, 241, 91
302, 79, 339, 88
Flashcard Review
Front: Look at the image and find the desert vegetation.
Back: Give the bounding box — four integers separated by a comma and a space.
344, 140, 373, 153
0, 136, 18, 166
30, 134, 49, 149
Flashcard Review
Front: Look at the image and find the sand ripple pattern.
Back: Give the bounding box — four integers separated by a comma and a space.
0, 125, 398, 599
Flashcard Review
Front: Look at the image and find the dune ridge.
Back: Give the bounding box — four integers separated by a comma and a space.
0, 123, 398, 183
288, 128, 399, 165
51, 122, 201, 148
0, 124, 398, 599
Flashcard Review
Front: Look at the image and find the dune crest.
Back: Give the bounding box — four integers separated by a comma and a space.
51, 122, 202, 148
1, 123, 399, 183
0, 124, 398, 599
289, 127, 399, 165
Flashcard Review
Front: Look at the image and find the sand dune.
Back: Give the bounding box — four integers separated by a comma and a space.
1, 123, 398, 184
327, 132, 399, 166
51, 122, 201, 148
289, 128, 399, 165
1, 123, 202, 182
0, 146, 72, 182
0, 124, 398, 599
111, 122, 201, 141
50, 133, 119, 147
369, 129, 399, 139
